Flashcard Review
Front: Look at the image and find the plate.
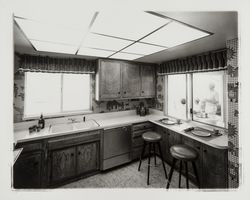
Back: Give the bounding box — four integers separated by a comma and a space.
191, 130, 211, 137
160, 119, 176, 125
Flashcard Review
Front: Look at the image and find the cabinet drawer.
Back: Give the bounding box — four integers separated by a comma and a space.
132, 136, 144, 147
48, 131, 100, 150
132, 122, 154, 131
15, 141, 43, 153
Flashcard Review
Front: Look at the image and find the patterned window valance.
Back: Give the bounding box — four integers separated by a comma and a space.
18, 54, 97, 74
158, 49, 227, 75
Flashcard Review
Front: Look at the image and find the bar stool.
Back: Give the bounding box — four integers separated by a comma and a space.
138, 131, 168, 185
166, 144, 200, 189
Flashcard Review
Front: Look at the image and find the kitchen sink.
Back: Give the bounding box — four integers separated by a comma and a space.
50, 120, 99, 134
51, 123, 74, 133
74, 120, 99, 130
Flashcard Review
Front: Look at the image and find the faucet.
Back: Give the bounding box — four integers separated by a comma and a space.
68, 118, 77, 123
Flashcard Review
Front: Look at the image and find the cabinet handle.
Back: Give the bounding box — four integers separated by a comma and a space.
78, 152, 81, 155
141, 91, 144, 93
118, 92, 120, 94
124, 91, 126, 94
196, 146, 200, 150
71, 153, 74, 157
203, 149, 207, 153
122, 127, 127, 132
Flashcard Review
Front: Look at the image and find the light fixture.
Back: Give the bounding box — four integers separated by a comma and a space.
81, 33, 133, 51
15, 18, 85, 45
77, 47, 115, 58
110, 52, 144, 60
91, 11, 171, 41
14, 10, 95, 31
30, 40, 78, 54
122, 42, 167, 55
141, 21, 210, 48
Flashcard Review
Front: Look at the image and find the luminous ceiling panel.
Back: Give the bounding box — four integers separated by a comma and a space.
110, 52, 144, 60
77, 47, 115, 58
30, 40, 78, 54
141, 21, 210, 48
14, 10, 95, 31
82, 33, 133, 51
122, 42, 167, 55
15, 18, 84, 45
91, 11, 171, 41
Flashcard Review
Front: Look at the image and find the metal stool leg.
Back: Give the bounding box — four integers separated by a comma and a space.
178, 160, 182, 188
147, 143, 152, 185
185, 161, 189, 189
192, 161, 200, 188
153, 143, 157, 166
138, 141, 146, 171
166, 158, 177, 189
157, 142, 168, 179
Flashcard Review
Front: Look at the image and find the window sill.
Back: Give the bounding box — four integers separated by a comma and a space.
23, 110, 93, 121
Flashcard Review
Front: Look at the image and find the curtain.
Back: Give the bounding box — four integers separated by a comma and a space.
158, 49, 227, 75
18, 54, 96, 74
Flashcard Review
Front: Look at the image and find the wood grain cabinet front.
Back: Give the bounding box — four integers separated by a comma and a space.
13, 151, 42, 188
47, 131, 101, 187
95, 59, 156, 101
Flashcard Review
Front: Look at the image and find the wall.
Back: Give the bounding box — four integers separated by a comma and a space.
226, 38, 239, 188
13, 56, 155, 123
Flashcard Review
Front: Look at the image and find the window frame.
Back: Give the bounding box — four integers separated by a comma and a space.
23, 72, 92, 120
164, 70, 227, 128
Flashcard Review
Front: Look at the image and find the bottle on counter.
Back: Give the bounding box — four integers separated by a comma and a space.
38, 114, 45, 129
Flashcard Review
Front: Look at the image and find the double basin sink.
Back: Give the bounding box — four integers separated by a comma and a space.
50, 120, 99, 134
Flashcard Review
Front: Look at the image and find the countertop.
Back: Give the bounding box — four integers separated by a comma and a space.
14, 110, 228, 150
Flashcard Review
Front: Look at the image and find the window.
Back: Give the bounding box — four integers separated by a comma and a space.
166, 74, 187, 120
192, 72, 225, 127
24, 72, 91, 118
165, 71, 226, 127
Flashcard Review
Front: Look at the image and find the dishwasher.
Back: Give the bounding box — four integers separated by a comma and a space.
102, 125, 132, 170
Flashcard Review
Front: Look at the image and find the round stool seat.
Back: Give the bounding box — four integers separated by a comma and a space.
170, 144, 198, 161
142, 131, 162, 142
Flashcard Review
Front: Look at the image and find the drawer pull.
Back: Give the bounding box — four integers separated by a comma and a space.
71, 153, 74, 157
78, 152, 81, 155
203, 149, 207, 153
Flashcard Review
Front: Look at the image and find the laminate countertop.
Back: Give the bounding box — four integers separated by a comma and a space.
14, 110, 228, 150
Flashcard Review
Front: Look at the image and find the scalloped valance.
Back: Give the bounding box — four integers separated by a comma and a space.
17, 54, 96, 74
158, 49, 227, 75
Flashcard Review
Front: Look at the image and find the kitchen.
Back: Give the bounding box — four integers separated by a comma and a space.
1, 1, 244, 195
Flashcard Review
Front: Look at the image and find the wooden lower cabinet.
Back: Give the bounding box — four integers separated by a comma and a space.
155, 125, 228, 189
50, 147, 76, 184
14, 151, 42, 188
131, 122, 154, 160
202, 144, 228, 188
76, 142, 99, 175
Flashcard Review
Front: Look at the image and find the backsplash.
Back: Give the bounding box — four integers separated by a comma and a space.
13, 65, 155, 123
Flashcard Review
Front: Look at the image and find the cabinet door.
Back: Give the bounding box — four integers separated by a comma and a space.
181, 136, 203, 186
121, 63, 141, 98
50, 147, 76, 184
76, 142, 99, 175
202, 145, 228, 188
99, 60, 121, 99
14, 151, 42, 188
166, 130, 182, 165
141, 65, 155, 97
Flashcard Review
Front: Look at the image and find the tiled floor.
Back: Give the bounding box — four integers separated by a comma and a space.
61, 158, 197, 189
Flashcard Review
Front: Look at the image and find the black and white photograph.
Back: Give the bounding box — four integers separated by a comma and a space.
0, 0, 250, 200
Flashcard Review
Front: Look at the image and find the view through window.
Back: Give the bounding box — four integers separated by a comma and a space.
24, 72, 91, 118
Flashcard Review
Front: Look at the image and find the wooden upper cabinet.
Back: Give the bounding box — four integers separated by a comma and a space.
98, 60, 121, 100
121, 63, 141, 98
96, 59, 156, 100
141, 65, 155, 97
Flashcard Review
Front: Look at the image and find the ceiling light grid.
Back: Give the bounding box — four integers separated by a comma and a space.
15, 11, 212, 60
